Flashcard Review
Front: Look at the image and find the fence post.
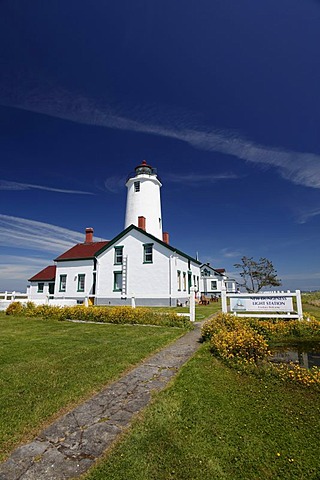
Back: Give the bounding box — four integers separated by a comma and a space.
189, 286, 196, 322
296, 290, 303, 320
131, 295, 136, 308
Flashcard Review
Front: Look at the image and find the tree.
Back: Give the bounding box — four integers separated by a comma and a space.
234, 256, 281, 293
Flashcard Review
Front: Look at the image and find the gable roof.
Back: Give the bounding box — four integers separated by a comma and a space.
215, 268, 226, 274
28, 265, 56, 282
95, 224, 202, 265
52, 225, 200, 265
54, 241, 109, 262
200, 264, 226, 276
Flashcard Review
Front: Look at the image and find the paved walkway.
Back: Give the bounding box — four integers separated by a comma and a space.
0, 322, 204, 480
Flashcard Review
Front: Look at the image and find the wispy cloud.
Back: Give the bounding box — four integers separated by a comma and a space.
165, 172, 240, 185
0, 214, 86, 253
102, 176, 127, 193
280, 272, 320, 281
295, 207, 320, 224
1, 80, 320, 190
220, 248, 242, 258
0, 255, 53, 291
0, 180, 94, 195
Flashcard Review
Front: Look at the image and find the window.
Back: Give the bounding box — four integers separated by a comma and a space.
211, 280, 218, 291
77, 274, 85, 292
92, 272, 96, 295
59, 275, 67, 292
143, 243, 153, 263
49, 283, 55, 295
114, 246, 123, 265
202, 268, 211, 277
114, 271, 122, 291
177, 271, 181, 291
183, 272, 187, 291
134, 181, 140, 192
37, 282, 44, 293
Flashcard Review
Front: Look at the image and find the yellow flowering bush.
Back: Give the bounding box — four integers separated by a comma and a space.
201, 313, 243, 339
210, 326, 270, 363
5, 302, 191, 328
5, 301, 24, 316
203, 313, 320, 390
247, 315, 320, 341
271, 362, 320, 390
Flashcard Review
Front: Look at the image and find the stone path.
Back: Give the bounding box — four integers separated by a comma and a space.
0, 322, 204, 480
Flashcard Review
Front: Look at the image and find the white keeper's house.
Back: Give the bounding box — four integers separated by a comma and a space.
27, 161, 235, 307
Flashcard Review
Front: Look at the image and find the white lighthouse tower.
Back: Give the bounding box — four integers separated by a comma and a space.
125, 160, 163, 240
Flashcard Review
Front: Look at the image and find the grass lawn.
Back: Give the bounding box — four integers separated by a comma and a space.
159, 301, 222, 321
85, 344, 320, 480
0, 315, 185, 461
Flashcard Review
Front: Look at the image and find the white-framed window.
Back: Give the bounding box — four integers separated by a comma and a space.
37, 282, 44, 293
143, 243, 153, 263
114, 246, 123, 265
211, 280, 218, 291
183, 272, 187, 291
177, 271, 181, 291
77, 274, 85, 292
59, 274, 67, 292
113, 271, 122, 291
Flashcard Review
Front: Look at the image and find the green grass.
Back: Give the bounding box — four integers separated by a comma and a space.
155, 301, 222, 321
85, 344, 320, 480
302, 291, 320, 320
0, 315, 184, 461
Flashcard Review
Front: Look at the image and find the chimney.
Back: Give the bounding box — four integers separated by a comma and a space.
85, 227, 94, 243
163, 232, 169, 244
138, 216, 146, 231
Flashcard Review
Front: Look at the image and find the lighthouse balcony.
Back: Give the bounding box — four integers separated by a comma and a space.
126, 168, 161, 183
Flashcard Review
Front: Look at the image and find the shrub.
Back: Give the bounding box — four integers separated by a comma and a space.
6, 301, 24, 316
210, 326, 270, 363
5, 303, 191, 329
203, 312, 320, 390
201, 313, 242, 339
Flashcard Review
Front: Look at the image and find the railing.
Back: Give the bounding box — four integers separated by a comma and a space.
0, 291, 28, 301
126, 168, 162, 183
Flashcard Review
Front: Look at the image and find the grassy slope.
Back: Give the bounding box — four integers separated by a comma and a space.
0, 316, 183, 460
85, 344, 320, 480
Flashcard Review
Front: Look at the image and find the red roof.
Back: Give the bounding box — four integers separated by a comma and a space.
54, 241, 109, 261
28, 265, 56, 282
215, 268, 226, 274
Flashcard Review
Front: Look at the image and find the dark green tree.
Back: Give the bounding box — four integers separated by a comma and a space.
234, 256, 281, 293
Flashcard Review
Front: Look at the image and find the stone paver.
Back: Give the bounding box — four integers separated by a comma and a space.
0, 323, 204, 480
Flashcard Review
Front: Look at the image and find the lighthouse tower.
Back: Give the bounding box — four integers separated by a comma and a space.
125, 160, 163, 240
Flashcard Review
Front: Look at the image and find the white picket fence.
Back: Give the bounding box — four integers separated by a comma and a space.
0, 291, 29, 311
0, 291, 78, 311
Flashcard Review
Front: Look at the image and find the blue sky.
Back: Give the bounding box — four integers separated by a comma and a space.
0, 0, 320, 292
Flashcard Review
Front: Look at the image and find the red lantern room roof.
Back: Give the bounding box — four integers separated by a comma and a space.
127, 161, 161, 183
135, 160, 153, 174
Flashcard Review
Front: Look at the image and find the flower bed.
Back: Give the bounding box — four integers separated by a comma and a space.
6, 302, 192, 329
202, 313, 320, 390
